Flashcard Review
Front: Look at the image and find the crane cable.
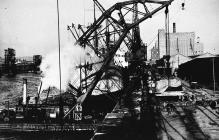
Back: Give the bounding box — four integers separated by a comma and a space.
147, 2, 184, 51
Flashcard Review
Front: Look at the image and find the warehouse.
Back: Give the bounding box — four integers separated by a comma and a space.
178, 53, 219, 90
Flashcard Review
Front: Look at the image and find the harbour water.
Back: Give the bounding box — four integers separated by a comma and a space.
0, 73, 41, 108
0, 73, 94, 140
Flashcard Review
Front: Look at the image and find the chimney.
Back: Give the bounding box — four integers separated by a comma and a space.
173, 22, 176, 33
23, 78, 27, 105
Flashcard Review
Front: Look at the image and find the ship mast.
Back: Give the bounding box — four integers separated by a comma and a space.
56, 0, 64, 121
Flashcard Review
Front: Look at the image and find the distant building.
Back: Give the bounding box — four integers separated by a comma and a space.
33, 55, 42, 72
156, 29, 195, 57
154, 23, 204, 59
5, 48, 16, 64
15, 55, 42, 73
194, 42, 204, 55
4, 48, 16, 74
151, 46, 159, 61
0, 57, 4, 65
33, 55, 42, 66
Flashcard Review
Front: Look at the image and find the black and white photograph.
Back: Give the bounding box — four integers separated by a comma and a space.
0, 0, 219, 139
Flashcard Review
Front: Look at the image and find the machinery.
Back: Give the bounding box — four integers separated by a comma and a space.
65, 0, 175, 119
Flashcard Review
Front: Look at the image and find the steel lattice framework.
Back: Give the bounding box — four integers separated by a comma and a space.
65, 0, 174, 117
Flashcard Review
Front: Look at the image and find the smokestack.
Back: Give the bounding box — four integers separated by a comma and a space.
173, 22, 176, 33
23, 78, 27, 105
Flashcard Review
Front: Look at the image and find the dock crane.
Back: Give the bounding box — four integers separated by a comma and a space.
64, 0, 175, 118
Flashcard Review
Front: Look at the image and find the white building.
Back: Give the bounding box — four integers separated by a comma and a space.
155, 27, 204, 59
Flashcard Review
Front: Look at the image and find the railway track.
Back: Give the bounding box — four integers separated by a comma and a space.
160, 101, 219, 140
195, 106, 219, 126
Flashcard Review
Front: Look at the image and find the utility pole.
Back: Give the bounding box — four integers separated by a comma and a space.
213, 57, 216, 93
165, 6, 170, 86
85, 61, 88, 92
80, 58, 82, 92
93, 0, 98, 54
212, 48, 216, 94
165, 7, 170, 56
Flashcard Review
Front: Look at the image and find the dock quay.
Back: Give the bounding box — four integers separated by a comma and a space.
92, 100, 219, 139
91, 79, 219, 140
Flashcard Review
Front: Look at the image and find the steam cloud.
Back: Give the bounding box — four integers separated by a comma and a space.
40, 43, 87, 92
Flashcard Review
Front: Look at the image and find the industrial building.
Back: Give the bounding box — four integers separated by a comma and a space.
178, 53, 218, 91
0, 48, 42, 74
151, 46, 159, 61
4, 48, 16, 75
151, 23, 204, 60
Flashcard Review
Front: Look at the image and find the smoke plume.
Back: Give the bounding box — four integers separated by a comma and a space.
40, 43, 87, 92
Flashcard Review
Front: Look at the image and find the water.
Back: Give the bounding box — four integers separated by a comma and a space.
0, 73, 93, 140
0, 73, 41, 108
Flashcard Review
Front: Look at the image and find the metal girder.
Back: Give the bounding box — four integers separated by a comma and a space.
77, 0, 173, 45
67, 0, 174, 106
129, 2, 174, 29
76, 0, 174, 105
90, 0, 133, 54
123, 6, 145, 16
77, 29, 129, 104
63, 0, 176, 119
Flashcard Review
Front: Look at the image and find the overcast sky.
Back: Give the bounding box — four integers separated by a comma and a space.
0, 0, 219, 57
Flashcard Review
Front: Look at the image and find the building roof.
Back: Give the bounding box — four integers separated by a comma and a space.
194, 52, 216, 59
171, 53, 190, 58
188, 55, 200, 59
170, 53, 192, 68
